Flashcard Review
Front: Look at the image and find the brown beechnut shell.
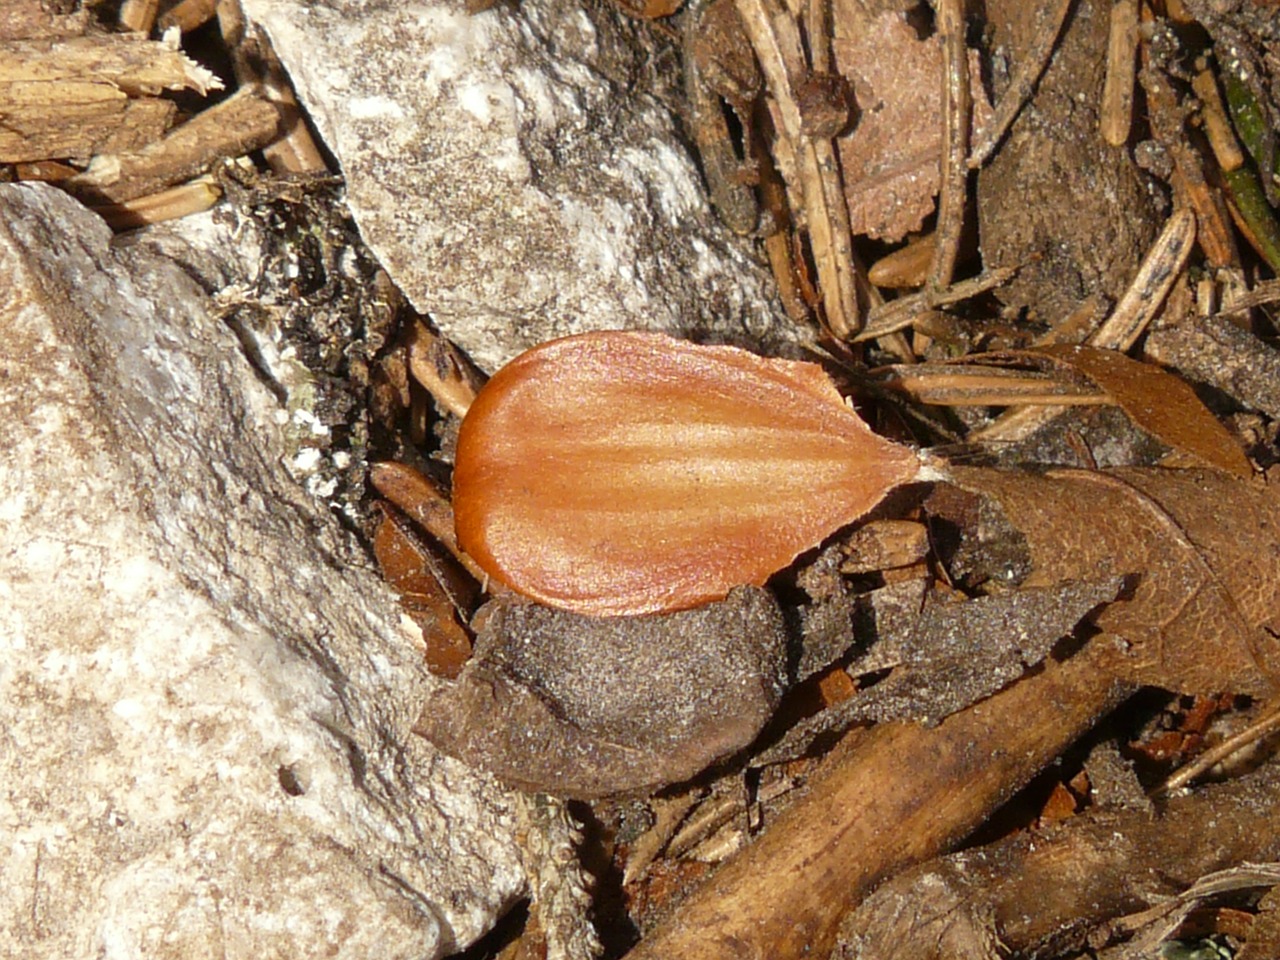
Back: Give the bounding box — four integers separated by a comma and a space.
452, 331, 921, 616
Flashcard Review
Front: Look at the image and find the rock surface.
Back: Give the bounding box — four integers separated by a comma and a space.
0, 183, 525, 959
239, 0, 795, 372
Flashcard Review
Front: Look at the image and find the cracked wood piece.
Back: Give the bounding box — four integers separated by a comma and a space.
65, 85, 285, 203
0, 31, 219, 162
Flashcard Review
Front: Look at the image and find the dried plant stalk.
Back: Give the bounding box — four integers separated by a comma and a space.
856, 267, 1016, 342
838, 761, 1280, 958
406, 319, 479, 419
217, 0, 328, 174
882, 363, 1106, 407
1087, 207, 1196, 351
1140, 58, 1239, 268
89, 175, 222, 229
735, 0, 862, 336
1100, 0, 1139, 147
928, 0, 969, 291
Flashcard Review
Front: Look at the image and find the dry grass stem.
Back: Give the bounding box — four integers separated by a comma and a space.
882, 366, 1107, 407
1100, 0, 1139, 147
971, 297, 1111, 442
1141, 60, 1239, 268
217, 0, 328, 174
1087, 207, 1196, 351
1156, 700, 1280, 795
89, 175, 221, 229
804, 0, 830, 74
856, 267, 1016, 342
406, 320, 480, 419
1215, 277, 1280, 311
763, 230, 813, 322
1193, 68, 1247, 172
369, 461, 493, 584
968, 0, 1072, 167
735, 0, 862, 337
928, 0, 970, 291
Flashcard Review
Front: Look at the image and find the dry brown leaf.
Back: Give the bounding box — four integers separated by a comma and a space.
940, 465, 1280, 697
832, 4, 991, 241
1035, 344, 1253, 477
371, 508, 473, 678
849, 578, 1123, 724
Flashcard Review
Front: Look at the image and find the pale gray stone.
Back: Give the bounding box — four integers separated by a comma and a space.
0, 183, 525, 960
239, 0, 797, 372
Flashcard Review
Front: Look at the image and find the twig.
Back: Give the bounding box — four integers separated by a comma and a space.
968, 0, 1072, 167
928, 0, 969, 291
217, 0, 329, 174
1087, 207, 1196, 351
89, 175, 222, 230
369, 461, 494, 585
735, 0, 862, 337
1155, 698, 1280, 795
1140, 54, 1238, 268
804, 0, 830, 75
621, 641, 1131, 960
856, 267, 1016, 342
1100, 0, 1139, 147
1210, 277, 1280, 312
65, 85, 285, 204
844, 762, 1280, 958
406, 319, 481, 419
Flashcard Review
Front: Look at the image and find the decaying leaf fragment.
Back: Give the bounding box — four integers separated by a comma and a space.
414, 587, 788, 798
832, 3, 991, 241
453, 331, 922, 616
372, 506, 473, 678
755, 575, 1121, 766
939, 465, 1280, 697
851, 577, 1124, 724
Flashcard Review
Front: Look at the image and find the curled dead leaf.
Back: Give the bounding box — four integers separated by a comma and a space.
939, 465, 1280, 697
452, 331, 921, 616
